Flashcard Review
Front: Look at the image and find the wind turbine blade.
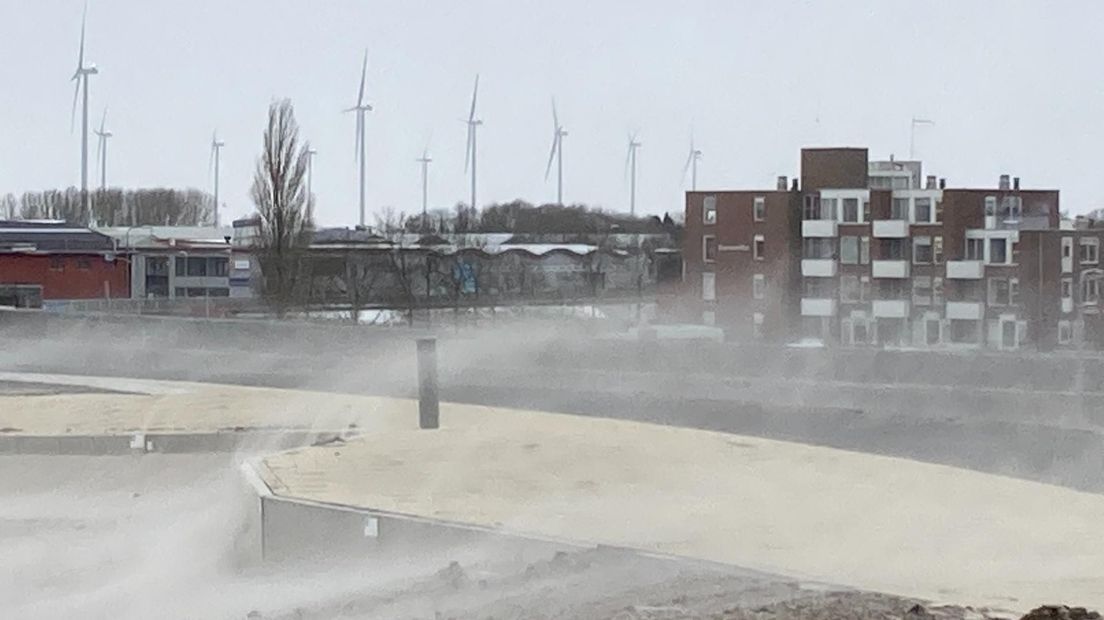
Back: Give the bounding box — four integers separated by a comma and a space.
468, 74, 479, 123
357, 49, 368, 107
76, 1, 87, 74
624, 141, 632, 180
99, 107, 107, 134
545, 134, 558, 180
70, 80, 80, 132
551, 97, 559, 133
682, 149, 694, 184
209, 139, 215, 175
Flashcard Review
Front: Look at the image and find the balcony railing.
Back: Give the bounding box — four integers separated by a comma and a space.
871, 260, 910, 278
946, 260, 984, 279
801, 298, 837, 317
802, 220, 839, 238
871, 299, 909, 318
872, 220, 909, 238
946, 301, 985, 320
801, 259, 838, 277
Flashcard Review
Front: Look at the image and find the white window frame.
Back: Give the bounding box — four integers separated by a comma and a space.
914, 197, 933, 224
840, 274, 861, 303
966, 238, 984, 261
753, 196, 766, 222
989, 238, 1009, 265
841, 197, 860, 223
752, 312, 764, 339
1080, 238, 1099, 265
701, 272, 716, 301
753, 234, 765, 261
840, 236, 860, 265
753, 274, 765, 300
1058, 320, 1073, 345
702, 235, 716, 264
912, 236, 933, 265
859, 236, 870, 265
1061, 278, 1073, 300
703, 196, 717, 225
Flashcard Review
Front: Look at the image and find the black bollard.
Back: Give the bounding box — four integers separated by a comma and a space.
417, 337, 439, 429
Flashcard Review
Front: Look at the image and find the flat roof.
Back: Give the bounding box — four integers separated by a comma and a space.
260, 403, 1104, 613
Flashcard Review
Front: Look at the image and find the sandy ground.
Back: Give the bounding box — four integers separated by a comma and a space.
0, 453, 1019, 620
260, 405, 1104, 613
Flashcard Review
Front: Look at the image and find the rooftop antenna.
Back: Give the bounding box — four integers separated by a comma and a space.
71, 1, 99, 224
544, 97, 567, 205
625, 133, 642, 216
462, 74, 482, 211
910, 117, 934, 160
682, 133, 702, 191
93, 107, 112, 191
345, 49, 373, 227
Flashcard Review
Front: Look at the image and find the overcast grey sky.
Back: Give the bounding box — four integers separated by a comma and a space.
1, 1, 1101, 226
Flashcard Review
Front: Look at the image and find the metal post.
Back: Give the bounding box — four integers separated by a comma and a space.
417, 338, 439, 429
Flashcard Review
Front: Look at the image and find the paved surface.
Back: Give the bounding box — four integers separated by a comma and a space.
258, 403, 1104, 614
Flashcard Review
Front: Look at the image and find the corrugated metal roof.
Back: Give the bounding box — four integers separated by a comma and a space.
0, 221, 115, 253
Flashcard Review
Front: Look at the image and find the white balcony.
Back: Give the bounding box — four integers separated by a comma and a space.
872, 299, 910, 318
871, 259, 910, 278
946, 301, 985, 320
802, 219, 838, 238
801, 258, 838, 277
946, 260, 985, 279
872, 219, 909, 238
801, 298, 837, 317
1062, 298, 1073, 314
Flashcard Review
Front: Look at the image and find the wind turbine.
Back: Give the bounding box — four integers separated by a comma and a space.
71, 2, 99, 224
306, 148, 317, 202
210, 132, 225, 227
94, 108, 112, 191
463, 74, 482, 210
345, 50, 373, 228
544, 98, 567, 206
625, 133, 642, 216
682, 135, 702, 191
909, 117, 934, 160
416, 144, 432, 230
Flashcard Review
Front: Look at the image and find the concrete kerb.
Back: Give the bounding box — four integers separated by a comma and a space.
0, 429, 343, 455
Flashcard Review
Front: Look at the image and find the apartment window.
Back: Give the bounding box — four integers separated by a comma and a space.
989, 277, 1012, 306
966, 238, 984, 261
752, 313, 764, 339
862, 199, 871, 223
881, 238, 905, 260
984, 195, 997, 216
49, 256, 64, 271
912, 276, 933, 305
753, 274, 765, 300
934, 199, 943, 223
892, 176, 912, 190
990, 238, 1008, 264
891, 198, 909, 220
933, 276, 945, 305
1011, 240, 1021, 264
926, 318, 941, 345
1080, 238, 1099, 264
186, 257, 208, 277
175, 257, 186, 276
860, 236, 870, 265
1081, 277, 1099, 304
933, 236, 944, 264
803, 195, 821, 220
842, 198, 859, 223
821, 198, 839, 221
803, 277, 833, 297
1002, 196, 1022, 221
703, 196, 717, 224
1058, 320, 1073, 345
870, 176, 892, 190
701, 272, 716, 301
803, 238, 835, 259
913, 236, 933, 264
840, 274, 861, 303
753, 197, 765, 222
1009, 278, 1020, 305
861, 276, 871, 302
174, 287, 186, 298
703, 235, 716, 263
210, 257, 229, 277
914, 197, 932, 223
753, 234, 765, 261
1062, 278, 1073, 300
840, 236, 859, 265
879, 278, 907, 300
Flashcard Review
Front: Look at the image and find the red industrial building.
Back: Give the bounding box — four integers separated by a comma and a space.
0, 221, 128, 306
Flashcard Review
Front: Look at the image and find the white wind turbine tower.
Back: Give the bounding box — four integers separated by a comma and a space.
416, 145, 432, 229
625, 133, 642, 216
94, 108, 112, 191
545, 98, 567, 206
345, 50, 373, 228
682, 135, 702, 191
71, 2, 99, 224
210, 133, 225, 227
463, 75, 482, 210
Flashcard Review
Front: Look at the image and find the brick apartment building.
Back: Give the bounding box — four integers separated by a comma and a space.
682, 147, 1104, 351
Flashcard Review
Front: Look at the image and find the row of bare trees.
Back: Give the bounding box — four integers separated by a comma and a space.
4, 188, 212, 226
